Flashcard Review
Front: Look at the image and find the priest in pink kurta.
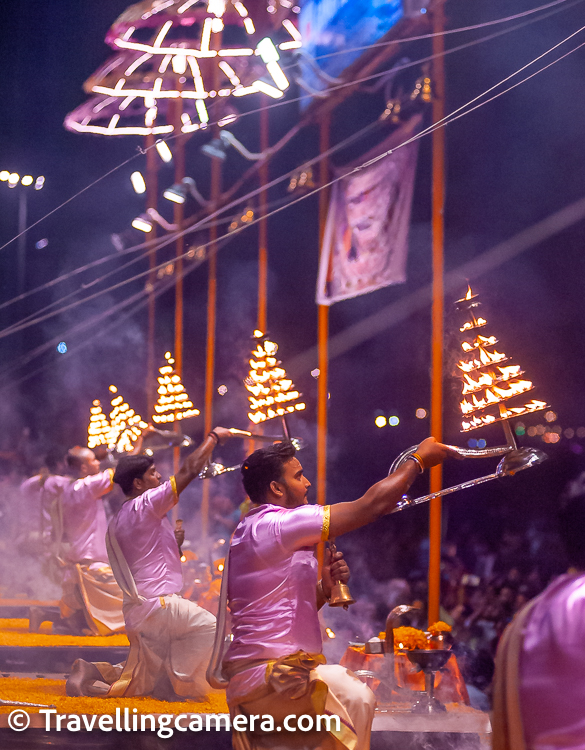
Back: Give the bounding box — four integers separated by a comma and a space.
493, 496, 585, 750
66, 427, 233, 700
33, 447, 124, 635
220, 437, 455, 750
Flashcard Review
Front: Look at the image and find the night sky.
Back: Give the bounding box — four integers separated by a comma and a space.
1, 0, 585, 569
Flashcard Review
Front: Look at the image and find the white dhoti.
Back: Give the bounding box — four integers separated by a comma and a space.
315, 665, 375, 750
60, 562, 125, 635
67, 594, 217, 700
227, 653, 376, 750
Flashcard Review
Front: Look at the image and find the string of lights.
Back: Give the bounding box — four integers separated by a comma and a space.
1, 25, 584, 379
0, 0, 574, 257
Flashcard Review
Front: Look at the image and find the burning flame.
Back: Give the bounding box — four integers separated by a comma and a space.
152, 351, 200, 424
245, 333, 305, 423
498, 365, 521, 380
88, 399, 111, 449
479, 347, 506, 366
461, 380, 533, 415
456, 287, 548, 432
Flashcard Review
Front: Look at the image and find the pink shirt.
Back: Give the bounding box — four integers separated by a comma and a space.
225, 503, 327, 701
43, 470, 113, 563
519, 573, 585, 749
111, 479, 180, 633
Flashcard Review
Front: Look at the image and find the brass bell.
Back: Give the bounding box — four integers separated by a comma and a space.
329, 581, 356, 609
328, 540, 355, 609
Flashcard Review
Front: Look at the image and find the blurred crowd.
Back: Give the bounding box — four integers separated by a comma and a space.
321, 516, 570, 709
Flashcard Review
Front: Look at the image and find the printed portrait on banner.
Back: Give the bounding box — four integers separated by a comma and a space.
317, 116, 421, 305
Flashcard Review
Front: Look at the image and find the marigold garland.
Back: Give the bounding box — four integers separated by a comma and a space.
0, 619, 129, 648
0, 677, 228, 715
387, 626, 429, 650
428, 621, 452, 634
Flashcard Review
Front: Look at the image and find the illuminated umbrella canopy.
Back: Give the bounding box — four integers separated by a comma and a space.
65, 0, 301, 136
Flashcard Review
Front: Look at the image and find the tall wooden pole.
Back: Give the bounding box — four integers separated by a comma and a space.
145, 133, 158, 417
246, 106, 270, 457
317, 114, 331, 571
258, 106, 269, 335
172, 105, 186, 525
201, 39, 223, 536
201, 155, 221, 539
428, 0, 447, 626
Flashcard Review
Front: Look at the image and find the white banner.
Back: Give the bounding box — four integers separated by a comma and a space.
316, 115, 421, 306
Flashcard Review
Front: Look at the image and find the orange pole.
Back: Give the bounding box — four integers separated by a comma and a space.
174, 128, 185, 377
145, 133, 158, 416
258, 106, 269, 334
317, 114, 331, 571
201, 134, 222, 540
428, 0, 447, 626
173, 106, 186, 525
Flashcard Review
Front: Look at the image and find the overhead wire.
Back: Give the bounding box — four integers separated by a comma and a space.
2, 21, 584, 384
1, 0, 573, 334
0, 119, 383, 338
0, 0, 579, 260
3, 16, 585, 348
0, 197, 287, 337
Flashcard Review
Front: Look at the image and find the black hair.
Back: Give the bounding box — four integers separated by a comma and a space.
114, 455, 154, 496
66, 446, 94, 471
558, 496, 585, 570
241, 440, 297, 504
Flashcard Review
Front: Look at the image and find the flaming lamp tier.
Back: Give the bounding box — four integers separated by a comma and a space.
87, 400, 111, 449
152, 351, 200, 424
455, 288, 549, 432
107, 385, 149, 453
244, 330, 306, 425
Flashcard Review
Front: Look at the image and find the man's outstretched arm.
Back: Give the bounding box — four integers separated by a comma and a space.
174, 427, 233, 495
329, 438, 459, 538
